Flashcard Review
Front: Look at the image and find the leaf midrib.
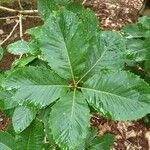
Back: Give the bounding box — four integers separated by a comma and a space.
77, 47, 107, 84
70, 89, 76, 119
19, 85, 69, 88
80, 87, 135, 102
58, 19, 75, 82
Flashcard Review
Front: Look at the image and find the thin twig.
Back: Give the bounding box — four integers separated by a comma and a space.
0, 16, 18, 20
19, 14, 23, 40
0, 15, 40, 20
0, 5, 38, 14
18, 0, 23, 10
0, 21, 19, 46
23, 15, 41, 18
82, 0, 87, 5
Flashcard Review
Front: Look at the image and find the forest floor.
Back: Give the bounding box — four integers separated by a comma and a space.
0, 0, 150, 149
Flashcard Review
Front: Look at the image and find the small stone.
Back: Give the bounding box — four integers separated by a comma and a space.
0, 29, 4, 35
0, 118, 3, 122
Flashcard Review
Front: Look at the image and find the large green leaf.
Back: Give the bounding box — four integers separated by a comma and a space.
12, 106, 37, 133
3, 66, 68, 108
0, 132, 15, 150
77, 31, 126, 82
38, 10, 97, 80
15, 119, 44, 150
49, 90, 90, 149
81, 71, 150, 120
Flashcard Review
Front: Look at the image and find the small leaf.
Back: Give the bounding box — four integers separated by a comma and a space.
12, 56, 37, 68
0, 46, 3, 60
49, 90, 90, 149
138, 16, 150, 30
37, 0, 74, 20
0, 131, 15, 150
81, 71, 150, 120
37, 0, 52, 20
125, 39, 150, 61
88, 133, 114, 150
26, 26, 42, 40
0, 90, 17, 110
7, 40, 31, 55
15, 119, 45, 150
4, 66, 68, 108
39, 106, 55, 145
122, 23, 144, 38
12, 106, 37, 133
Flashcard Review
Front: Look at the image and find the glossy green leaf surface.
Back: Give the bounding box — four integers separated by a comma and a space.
76, 128, 114, 150
0, 90, 17, 110
37, 0, 74, 20
49, 90, 90, 149
81, 71, 150, 120
12, 106, 37, 133
3, 9, 150, 150
0, 47, 3, 60
123, 16, 150, 62
0, 132, 15, 150
125, 39, 150, 62
79, 31, 126, 81
4, 66, 68, 108
12, 56, 37, 68
7, 40, 31, 55
15, 119, 44, 150
87, 134, 114, 150
39, 10, 97, 80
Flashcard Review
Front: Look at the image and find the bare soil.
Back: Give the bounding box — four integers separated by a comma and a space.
84, 0, 144, 30
91, 114, 149, 150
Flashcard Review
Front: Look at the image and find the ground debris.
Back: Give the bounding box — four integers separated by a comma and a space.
91, 114, 149, 150
85, 0, 144, 30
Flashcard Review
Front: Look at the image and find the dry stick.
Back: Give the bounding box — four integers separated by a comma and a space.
23, 15, 41, 18
0, 21, 19, 46
18, 0, 23, 10
82, 0, 87, 5
0, 5, 38, 14
0, 15, 40, 20
0, 16, 18, 20
19, 14, 23, 40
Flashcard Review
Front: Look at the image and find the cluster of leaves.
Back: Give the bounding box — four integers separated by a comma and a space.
122, 16, 150, 127
1, 0, 150, 149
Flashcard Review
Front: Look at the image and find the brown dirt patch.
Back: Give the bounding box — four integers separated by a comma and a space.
84, 0, 144, 30
0, 112, 10, 131
91, 114, 149, 150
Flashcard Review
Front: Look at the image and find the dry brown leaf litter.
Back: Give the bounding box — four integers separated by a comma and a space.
85, 0, 144, 30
